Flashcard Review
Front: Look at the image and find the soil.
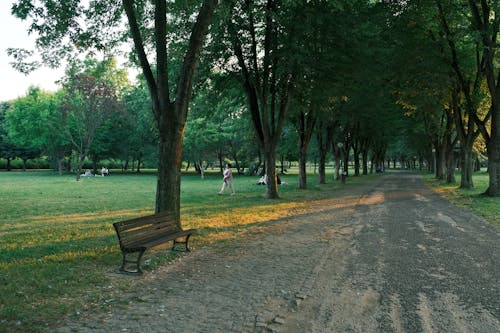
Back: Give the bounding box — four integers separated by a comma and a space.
57, 173, 500, 333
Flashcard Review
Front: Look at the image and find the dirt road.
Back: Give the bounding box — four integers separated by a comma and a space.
58, 173, 500, 333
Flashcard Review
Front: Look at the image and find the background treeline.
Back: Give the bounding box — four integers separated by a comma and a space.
0, 0, 497, 192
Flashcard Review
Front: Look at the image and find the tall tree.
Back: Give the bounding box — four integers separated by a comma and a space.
11, 0, 219, 225
4, 87, 69, 174
0, 102, 19, 171
60, 59, 125, 180
465, 0, 500, 195
220, 0, 296, 198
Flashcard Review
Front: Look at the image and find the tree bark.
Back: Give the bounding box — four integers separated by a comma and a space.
156, 125, 183, 217
353, 145, 360, 176
460, 145, 474, 189
317, 127, 331, 185
298, 144, 308, 189
362, 148, 368, 176
264, 143, 279, 199
333, 145, 341, 181
486, 105, 500, 195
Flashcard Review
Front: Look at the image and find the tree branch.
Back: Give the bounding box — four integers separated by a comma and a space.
122, 0, 159, 122
155, 0, 170, 112
176, 0, 219, 125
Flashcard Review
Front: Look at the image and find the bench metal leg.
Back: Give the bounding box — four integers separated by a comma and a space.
119, 249, 145, 275
172, 234, 192, 252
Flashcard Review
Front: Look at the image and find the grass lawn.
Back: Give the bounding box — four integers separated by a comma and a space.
424, 170, 500, 227
1, 169, 498, 332
0, 169, 365, 332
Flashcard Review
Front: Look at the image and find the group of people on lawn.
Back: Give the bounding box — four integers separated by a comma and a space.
81, 163, 280, 195
81, 166, 110, 177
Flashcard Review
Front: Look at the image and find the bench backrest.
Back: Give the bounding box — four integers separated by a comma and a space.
113, 211, 181, 248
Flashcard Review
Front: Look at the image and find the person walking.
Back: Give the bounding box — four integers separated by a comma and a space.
219, 163, 235, 195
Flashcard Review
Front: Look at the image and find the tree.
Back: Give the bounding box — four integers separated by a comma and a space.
465, 0, 500, 195
123, 79, 158, 172
4, 87, 69, 174
11, 0, 219, 226
60, 58, 125, 180
0, 102, 18, 171
218, 0, 298, 198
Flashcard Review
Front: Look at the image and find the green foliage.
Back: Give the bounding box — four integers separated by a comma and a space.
0, 102, 19, 162
122, 79, 158, 169
4, 87, 67, 160
59, 56, 129, 177
9, 1, 125, 72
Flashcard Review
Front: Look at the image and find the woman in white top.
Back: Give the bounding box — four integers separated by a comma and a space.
219, 163, 235, 195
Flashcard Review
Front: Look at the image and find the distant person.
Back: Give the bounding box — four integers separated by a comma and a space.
257, 175, 268, 185
257, 174, 283, 185
101, 166, 109, 176
218, 163, 235, 195
81, 169, 93, 177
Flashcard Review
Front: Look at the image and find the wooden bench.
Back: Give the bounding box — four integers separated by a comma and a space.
113, 211, 195, 275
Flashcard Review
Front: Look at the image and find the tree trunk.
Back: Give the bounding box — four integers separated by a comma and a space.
445, 150, 456, 183
343, 146, 350, 176
362, 148, 368, 175
136, 157, 142, 173
218, 148, 224, 173
57, 157, 63, 175
298, 144, 308, 189
333, 145, 341, 181
353, 147, 360, 176
75, 152, 85, 181
155, 123, 183, 223
316, 126, 331, 184
318, 151, 326, 184
484, 94, 500, 195
434, 142, 445, 179
459, 146, 474, 189
264, 144, 279, 199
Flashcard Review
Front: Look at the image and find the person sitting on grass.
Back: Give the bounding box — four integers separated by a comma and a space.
81, 169, 94, 177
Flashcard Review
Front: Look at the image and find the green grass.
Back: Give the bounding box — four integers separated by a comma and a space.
0, 169, 370, 332
424, 171, 500, 227
4, 169, 497, 332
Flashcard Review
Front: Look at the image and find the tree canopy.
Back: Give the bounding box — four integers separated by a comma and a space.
4, 0, 499, 199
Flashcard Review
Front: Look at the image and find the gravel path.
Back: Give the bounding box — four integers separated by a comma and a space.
57, 173, 500, 333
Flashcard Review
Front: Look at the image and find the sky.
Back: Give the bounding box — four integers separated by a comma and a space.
0, 1, 65, 102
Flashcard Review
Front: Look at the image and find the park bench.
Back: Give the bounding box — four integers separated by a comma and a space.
113, 211, 195, 275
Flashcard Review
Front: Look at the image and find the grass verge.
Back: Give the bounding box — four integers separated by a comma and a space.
423, 171, 500, 227
0, 170, 371, 332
